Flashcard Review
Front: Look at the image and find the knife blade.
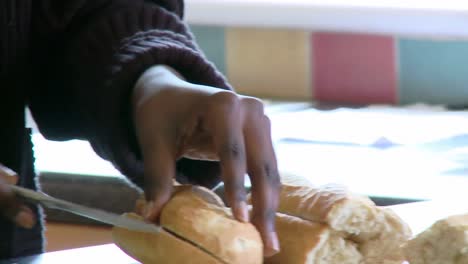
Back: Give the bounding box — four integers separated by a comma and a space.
9, 185, 162, 234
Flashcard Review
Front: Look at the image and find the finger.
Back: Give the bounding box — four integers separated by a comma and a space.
141, 139, 176, 223
0, 182, 36, 229
244, 114, 281, 257
217, 133, 248, 222
0, 164, 18, 185
208, 93, 248, 222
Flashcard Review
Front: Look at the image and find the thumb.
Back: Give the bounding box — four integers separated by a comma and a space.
0, 178, 36, 228
0, 164, 18, 185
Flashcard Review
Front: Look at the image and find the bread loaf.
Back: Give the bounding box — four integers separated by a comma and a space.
113, 185, 263, 264
277, 183, 383, 241
266, 174, 412, 263
113, 213, 222, 264
160, 186, 263, 264
134, 185, 225, 216
116, 177, 412, 264
403, 213, 468, 264
264, 213, 362, 264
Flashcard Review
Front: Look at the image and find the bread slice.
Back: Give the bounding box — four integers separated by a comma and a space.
278, 183, 384, 240
403, 213, 468, 264
113, 213, 222, 264
113, 185, 263, 264
160, 186, 263, 264
264, 213, 362, 264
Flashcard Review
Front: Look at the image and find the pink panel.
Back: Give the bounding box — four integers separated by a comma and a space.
312, 32, 397, 104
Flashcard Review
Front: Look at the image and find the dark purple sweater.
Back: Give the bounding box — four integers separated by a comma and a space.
0, 0, 231, 259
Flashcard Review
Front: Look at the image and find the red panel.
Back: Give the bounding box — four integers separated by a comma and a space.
312, 32, 397, 104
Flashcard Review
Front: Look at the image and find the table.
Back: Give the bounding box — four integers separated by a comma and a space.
4, 199, 468, 264
0, 244, 137, 264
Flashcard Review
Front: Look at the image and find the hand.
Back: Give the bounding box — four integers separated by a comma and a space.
132, 65, 281, 256
0, 164, 36, 228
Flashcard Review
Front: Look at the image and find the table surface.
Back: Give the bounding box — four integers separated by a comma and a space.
4, 199, 468, 264
0, 244, 137, 264
32, 103, 468, 203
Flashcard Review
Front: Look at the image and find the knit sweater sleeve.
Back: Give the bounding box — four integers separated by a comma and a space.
28, 0, 231, 188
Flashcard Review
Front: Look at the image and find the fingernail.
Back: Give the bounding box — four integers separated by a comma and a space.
237, 201, 249, 222
264, 232, 280, 257
144, 201, 155, 219
15, 210, 35, 229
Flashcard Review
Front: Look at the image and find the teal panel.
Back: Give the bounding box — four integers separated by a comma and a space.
399, 38, 468, 106
189, 25, 226, 74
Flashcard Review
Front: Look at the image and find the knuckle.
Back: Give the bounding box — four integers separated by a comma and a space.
221, 141, 244, 160
232, 186, 247, 202
242, 97, 265, 116
209, 91, 241, 112
262, 115, 272, 130
250, 162, 280, 187
264, 163, 280, 187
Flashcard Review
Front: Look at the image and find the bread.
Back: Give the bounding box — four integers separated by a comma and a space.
113, 185, 263, 264
403, 213, 468, 264
160, 186, 263, 264
264, 213, 362, 264
117, 176, 412, 264
277, 183, 384, 240
264, 174, 412, 263
134, 185, 224, 216
113, 213, 222, 264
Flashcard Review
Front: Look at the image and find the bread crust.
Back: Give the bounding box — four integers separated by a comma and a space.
260, 176, 413, 264
265, 213, 362, 264
264, 213, 330, 264
277, 183, 383, 240
161, 186, 263, 264
113, 213, 222, 264
114, 185, 262, 264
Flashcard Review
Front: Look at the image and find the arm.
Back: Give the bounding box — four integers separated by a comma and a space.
27, 0, 280, 255
28, 0, 229, 188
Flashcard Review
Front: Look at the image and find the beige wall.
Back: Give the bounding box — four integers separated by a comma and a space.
226, 28, 312, 100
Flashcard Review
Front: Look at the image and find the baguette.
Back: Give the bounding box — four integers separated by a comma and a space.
134, 185, 225, 216
113, 213, 222, 264
265, 213, 362, 264
270, 174, 412, 263
160, 186, 263, 264
403, 213, 468, 264
277, 183, 383, 240
113, 185, 262, 264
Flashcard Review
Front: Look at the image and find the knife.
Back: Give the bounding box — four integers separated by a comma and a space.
9, 185, 162, 234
